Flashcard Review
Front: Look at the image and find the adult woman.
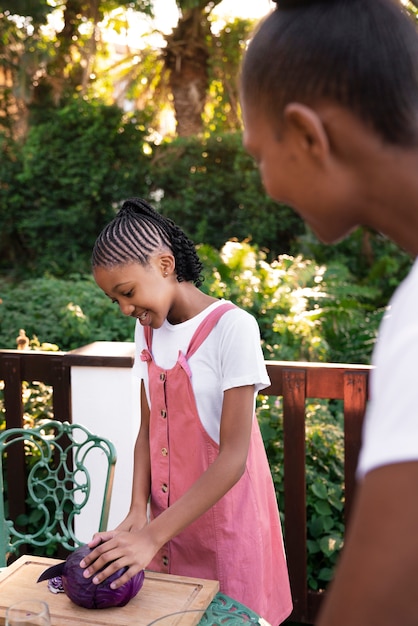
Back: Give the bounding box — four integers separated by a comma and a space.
240, 1, 418, 624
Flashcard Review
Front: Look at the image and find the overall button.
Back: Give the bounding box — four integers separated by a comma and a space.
162, 555, 169, 567
160, 373, 166, 381
161, 447, 168, 456
162, 483, 168, 493
160, 409, 167, 418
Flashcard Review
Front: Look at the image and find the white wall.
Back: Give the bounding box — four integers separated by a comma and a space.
69, 344, 140, 542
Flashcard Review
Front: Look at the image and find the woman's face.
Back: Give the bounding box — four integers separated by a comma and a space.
241, 101, 361, 244
94, 256, 175, 329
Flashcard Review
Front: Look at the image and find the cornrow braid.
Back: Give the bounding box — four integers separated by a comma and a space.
92, 198, 204, 287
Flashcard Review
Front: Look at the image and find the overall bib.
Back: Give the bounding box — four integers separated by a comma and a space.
140, 303, 292, 624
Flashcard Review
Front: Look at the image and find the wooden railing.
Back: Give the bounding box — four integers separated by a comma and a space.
0, 349, 371, 625
264, 362, 370, 623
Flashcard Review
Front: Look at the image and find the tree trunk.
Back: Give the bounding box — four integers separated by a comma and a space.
164, 6, 211, 137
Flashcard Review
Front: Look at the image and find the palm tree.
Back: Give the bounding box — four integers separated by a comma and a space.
1, 0, 254, 138
0, 0, 153, 135
164, 0, 222, 136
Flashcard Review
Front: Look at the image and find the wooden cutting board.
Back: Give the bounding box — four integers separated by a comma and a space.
0, 556, 219, 626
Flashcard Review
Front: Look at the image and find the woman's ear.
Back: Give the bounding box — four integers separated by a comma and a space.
284, 103, 330, 162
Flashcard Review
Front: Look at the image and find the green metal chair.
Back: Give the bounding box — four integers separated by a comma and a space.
0, 419, 117, 567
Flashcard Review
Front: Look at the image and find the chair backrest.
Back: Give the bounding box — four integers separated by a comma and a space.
0, 420, 117, 567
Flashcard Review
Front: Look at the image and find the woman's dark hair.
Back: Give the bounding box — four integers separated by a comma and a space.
92, 197, 204, 287
241, 0, 418, 146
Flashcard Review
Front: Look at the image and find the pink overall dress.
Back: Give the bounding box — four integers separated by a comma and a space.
140, 303, 292, 625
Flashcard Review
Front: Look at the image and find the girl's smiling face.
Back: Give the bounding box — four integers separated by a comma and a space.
93, 255, 175, 329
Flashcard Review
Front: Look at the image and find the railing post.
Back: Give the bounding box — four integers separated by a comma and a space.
283, 368, 308, 622
51, 355, 72, 424
343, 370, 368, 524
2, 355, 23, 430
1, 354, 26, 522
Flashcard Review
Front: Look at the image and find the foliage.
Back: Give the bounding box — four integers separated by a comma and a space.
299, 226, 412, 309
0, 241, 382, 364
257, 395, 345, 591
199, 241, 381, 364
150, 133, 306, 260
1, 123, 308, 278
0, 1, 154, 25
0, 274, 135, 351
0, 0, 155, 133
3, 111, 410, 294
95, 43, 168, 136
0, 0, 52, 25
316, 262, 386, 363
0, 99, 151, 276
0, 0, 254, 138
204, 17, 254, 133
0, 133, 23, 267
0, 336, 58, 434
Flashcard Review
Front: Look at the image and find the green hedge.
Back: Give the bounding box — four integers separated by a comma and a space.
0, 101, 307, 278
0, 274, 135, 351
0, 96, 411, 298
0, 242, 383, 364
0, 99, 151, 276
259, 395, 345, 591
149, 133, 305, 260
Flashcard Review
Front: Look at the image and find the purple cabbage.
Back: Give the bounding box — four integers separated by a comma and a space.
41, 544, 145, 609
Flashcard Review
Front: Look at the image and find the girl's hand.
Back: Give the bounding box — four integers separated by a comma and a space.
115, 509, 148, 533
79, 527, 158, 589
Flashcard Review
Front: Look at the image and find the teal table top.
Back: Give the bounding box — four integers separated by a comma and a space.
200, 593, 268, 624
147, 592, 270, 624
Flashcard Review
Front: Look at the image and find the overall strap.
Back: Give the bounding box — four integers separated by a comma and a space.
186, 302, 236, 360
139, 326, 153, 363
143, 325, 152, 350
140, 302, 236, 365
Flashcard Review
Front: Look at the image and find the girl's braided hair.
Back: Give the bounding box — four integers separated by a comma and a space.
92, 198, 204, 287
241, 0, 418, 146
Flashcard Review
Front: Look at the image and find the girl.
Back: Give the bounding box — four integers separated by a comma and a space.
240, 1, 418, 624
82, 197, 292, 625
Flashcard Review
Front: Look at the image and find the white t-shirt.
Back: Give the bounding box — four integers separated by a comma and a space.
132, 299, 270, 443
357, 258, 418, 477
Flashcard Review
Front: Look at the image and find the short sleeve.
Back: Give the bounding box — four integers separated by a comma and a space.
217, 308, 270, 393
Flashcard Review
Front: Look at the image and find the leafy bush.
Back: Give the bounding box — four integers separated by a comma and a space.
0, 336, 58, 432
199, 241, 381, 364
1, 99, 151, 277
1, 122, 308, 278
0, 241, 382, 364
299, 226, 412, 308
0, 133, 23, 273
257, 395, 345, 591
0, 274, 135, 351
149, 133, 306, 261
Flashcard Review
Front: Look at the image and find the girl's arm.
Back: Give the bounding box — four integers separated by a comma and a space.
80, 384, 255, 587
